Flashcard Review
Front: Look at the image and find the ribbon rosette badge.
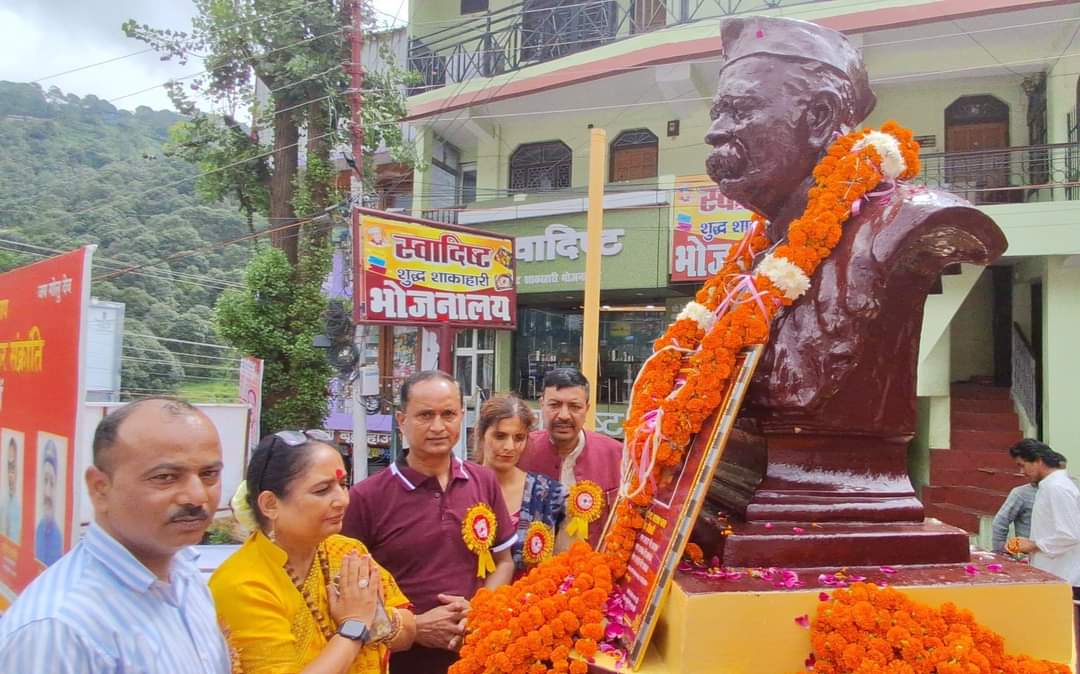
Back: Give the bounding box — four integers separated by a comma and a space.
462, 503, 497, 578
522, 521, 554, 566
565, 481, 605, 540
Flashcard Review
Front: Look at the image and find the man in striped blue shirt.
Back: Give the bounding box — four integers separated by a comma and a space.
0, 397, 230, 673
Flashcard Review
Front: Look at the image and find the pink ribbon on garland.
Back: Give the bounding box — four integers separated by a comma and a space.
851, 181, 895, 217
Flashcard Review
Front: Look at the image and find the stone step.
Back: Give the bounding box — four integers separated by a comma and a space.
922, 484, 1009, 515
930, 466, 1028, 493
930, 448, 1018, 473
924, 500, 983, 533
951, 383, 1011, 400
951, 397, 1014, 414
951, 429, 1024, 452
951, 410, 1020, 432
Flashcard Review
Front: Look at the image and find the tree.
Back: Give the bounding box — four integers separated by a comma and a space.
215, 244, 332, 434
123, 0, 416, 259
0, 82, 252, 400
123, 1, 416, 429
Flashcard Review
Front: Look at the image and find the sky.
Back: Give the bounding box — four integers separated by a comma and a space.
0, 0, 409, 112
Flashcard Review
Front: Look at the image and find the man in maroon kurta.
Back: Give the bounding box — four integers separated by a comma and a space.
517, 368, 623, 548
343, 371, 515, 674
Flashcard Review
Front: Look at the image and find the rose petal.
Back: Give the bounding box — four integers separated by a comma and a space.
964, 564, 979, 576
986, 563, 1004, 573
764, 522, 774, 529
805, 653, 817, 670
879, 566, 898, 574
818, 592, 830, 601
795, 613, 810, 628
792, 526, 806, 533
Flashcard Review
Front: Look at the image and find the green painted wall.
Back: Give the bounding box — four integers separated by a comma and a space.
949, 269, 995, 384
494, 207, 671, 294
1042, 257, 1080, 463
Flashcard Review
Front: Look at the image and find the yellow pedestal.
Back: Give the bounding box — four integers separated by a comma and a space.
594, 560, 1076, 673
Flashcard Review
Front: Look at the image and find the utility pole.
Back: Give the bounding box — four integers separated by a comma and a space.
581, 128, 606, 431
348, 0, 368, 483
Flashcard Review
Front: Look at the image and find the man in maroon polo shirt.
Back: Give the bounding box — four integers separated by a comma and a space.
518, 368, 623, 549
343, 370, 515, 674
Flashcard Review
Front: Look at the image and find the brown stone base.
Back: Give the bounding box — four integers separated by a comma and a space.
694, 511, 971, 567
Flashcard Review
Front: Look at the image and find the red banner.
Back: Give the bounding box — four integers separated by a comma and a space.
354, 210, 516, 328
0, 247, 93, 606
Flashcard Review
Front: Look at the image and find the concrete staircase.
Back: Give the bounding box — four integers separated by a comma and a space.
922, 382, 1027, 534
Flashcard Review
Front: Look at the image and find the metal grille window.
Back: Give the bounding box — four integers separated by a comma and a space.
509, 141, 572, 192
454, 329, 495, 401
610, 128, 658, 181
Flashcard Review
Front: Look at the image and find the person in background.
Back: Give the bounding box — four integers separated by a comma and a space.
3, 438, 19, 541
0, 397, 230, 673
212, 430, 416, 674
991, 481, 1037, 554
34, 440, 63, 565
518, 368, 622, 549
343, 371, 515, 674
1008, 439, 1080, 590
474, 393, 566, 575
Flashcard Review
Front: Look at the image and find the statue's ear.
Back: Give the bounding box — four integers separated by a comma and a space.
805, 89, 842, 151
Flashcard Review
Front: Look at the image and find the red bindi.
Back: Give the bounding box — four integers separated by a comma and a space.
335, 468, 346, 480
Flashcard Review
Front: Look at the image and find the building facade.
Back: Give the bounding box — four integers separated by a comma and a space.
401, 0, 1080, 534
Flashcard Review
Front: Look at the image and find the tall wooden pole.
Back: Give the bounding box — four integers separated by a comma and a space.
581, 128, 606, 431
349, 0, 368, 482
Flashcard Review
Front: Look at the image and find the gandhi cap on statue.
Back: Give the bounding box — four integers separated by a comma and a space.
720, 16, 876, 123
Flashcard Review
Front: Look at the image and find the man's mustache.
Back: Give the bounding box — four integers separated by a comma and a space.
169, 505, 210, 522
705, 141, 749, 179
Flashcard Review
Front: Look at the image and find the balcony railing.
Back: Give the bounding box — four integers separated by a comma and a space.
915, 142, 1080, 204
408, 144, 1080, 226
408, 0, 828, 95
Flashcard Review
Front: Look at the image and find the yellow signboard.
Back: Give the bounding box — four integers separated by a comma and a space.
358, 212, 517, 327
670, 175, 754, 282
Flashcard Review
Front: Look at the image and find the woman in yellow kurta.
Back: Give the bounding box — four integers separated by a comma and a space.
212, 430, 416, 674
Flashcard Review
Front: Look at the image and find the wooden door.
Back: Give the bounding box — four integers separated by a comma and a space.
945, 121, 1010, 203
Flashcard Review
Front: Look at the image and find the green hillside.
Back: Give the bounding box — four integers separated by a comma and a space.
0, 81, 256, 399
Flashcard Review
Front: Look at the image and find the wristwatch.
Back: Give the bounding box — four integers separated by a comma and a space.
338, 618, 371, 644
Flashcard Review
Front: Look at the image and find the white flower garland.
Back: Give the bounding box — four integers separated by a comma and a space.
757, 254, 811, 301
230, 480, 258, 530
676, 301, 714, 331
852, 130, 906, 181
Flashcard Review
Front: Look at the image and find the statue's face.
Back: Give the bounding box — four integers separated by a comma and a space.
705, 56, 821, 217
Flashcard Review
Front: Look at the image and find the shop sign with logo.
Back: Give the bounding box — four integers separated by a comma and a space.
670, 175, 753, 282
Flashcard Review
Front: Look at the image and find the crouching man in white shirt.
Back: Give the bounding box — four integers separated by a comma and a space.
1009, 439, 1080, 603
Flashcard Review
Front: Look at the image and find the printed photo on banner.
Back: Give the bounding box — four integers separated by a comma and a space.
34, 433, 66, 568
0, 429, 23, 544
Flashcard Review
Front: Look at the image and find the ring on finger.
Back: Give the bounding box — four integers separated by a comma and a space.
358, 578, 370, 589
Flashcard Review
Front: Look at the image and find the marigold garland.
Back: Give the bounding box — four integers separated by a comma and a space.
797, 582, 1070, 674
451, 542, 612, 674
450, 123, 922, 673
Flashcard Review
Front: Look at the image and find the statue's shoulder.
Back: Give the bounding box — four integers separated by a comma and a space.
864, 184, 1007, 269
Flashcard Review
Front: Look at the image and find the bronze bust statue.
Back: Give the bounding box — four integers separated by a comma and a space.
697, 16, 1007, 567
